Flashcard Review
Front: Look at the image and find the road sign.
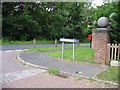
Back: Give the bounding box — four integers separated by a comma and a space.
60, 38, 77, 43
60, 38, 78, 61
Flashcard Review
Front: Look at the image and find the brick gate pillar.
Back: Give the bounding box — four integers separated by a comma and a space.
92, 28, 110, 65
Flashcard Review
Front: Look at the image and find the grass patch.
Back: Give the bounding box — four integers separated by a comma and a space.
48, 68, 60, 75
26, 46, 87, 52
96, 67, 119, 83
27, 46, 94, 64
48, 47, 94, 64
0, 39, 2, 44
27, 46, 62, 52
118, 59, 120, 62
1, 40, 55, 44
1, 39, 89, 45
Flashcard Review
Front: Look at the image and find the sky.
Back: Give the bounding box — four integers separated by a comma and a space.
91, 0, 104, 8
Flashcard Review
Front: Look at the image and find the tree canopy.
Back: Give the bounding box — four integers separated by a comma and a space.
2, 1, 120, 43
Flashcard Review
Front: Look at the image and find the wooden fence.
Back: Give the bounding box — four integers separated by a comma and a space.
107, 43, 120, 61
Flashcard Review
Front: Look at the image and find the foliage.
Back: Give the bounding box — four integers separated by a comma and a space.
90, 2, 120, 43
48, 68, 60, 75
2, 2, 120, 43
2, 2, 86, 41
109, 2, 120, 43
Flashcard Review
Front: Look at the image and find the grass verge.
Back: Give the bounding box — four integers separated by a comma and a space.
27, 46, 94, 63
0, 39, 2, 44
1, 40, 55, 44
26, 46, 88, 52
27, 46, 62, 52
96, 67, 119, 83
48, 48, 94, 64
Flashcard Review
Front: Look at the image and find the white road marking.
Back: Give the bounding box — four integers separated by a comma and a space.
15, 50, 23, 52
2, 49, 26, 52
5, 50, 13, 52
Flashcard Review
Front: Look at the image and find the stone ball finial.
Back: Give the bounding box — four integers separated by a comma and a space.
98, 17, 109, 28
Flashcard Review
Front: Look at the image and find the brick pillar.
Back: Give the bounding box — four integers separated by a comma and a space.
92, 28, 110, 65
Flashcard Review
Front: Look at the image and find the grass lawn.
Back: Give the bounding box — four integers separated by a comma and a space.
0, 40, 55, 44
26, 46, 88, 52
96, 67, 119, 83
48, 48, 94, 64
27, 46, 62, 52
0, 39, 89, 45
27, 46, 94, 63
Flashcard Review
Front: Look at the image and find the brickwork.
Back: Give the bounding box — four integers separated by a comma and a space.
92, 28, 110, 64
2, 73, 116, 88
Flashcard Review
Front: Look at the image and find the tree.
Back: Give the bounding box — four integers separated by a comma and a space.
2, 2, 40, 40
3, 2, 119, 43
89, 2, 120, 43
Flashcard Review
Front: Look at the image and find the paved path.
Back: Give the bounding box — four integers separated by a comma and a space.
1, 68, 46, 84
20, 52, 108, 79
2, 73, 116, 88
1, 51, 46, 89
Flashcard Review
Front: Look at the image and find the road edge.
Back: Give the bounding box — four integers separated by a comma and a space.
16, 51, 48, 70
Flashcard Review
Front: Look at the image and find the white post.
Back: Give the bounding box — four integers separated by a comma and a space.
33, 39, 36, 48
55, 39, 57, 47
62, 42, 64, 60
73, 42, 75, 61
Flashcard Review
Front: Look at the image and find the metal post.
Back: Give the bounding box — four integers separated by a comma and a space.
55, 39, 57, 47
73, 42, 75, 61
62, 42, 64, 60
33, 39, 36, 48
77, 40, 79, 46
90, 41, 91, 48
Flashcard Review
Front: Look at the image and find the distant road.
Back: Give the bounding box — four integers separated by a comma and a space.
1, 44, 89, 51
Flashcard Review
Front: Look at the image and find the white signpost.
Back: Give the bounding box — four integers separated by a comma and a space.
60, 38, 78, 61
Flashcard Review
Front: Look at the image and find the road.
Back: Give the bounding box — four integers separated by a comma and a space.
2, 51, 30, 74
1, 44, 89, 74
1, 44, 89, 51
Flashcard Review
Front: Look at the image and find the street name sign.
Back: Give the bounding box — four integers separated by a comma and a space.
60, 38, 78, 43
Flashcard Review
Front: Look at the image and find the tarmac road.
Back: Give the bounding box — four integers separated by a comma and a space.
1, 43, 89, 75
1, 51, 30, 74
1, 44, 89, 51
